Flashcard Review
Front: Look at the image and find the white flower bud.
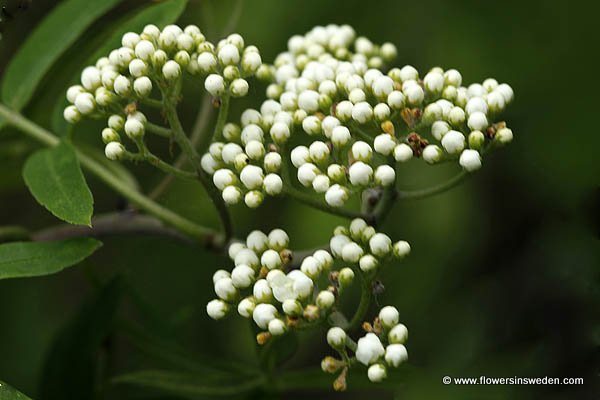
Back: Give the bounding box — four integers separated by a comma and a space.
423, 71, 444, 94
459, 149, 482, 172
338, 267, 355, 287
359, 254, 379, 272
388, 323, 409, 344
335, 100, 353, 122
387, 91, 405, 110
263, 173, 283, 195
447, 106, 466, 127
331, 125, 351, 147
309, 141, 330, 163
348, 218, 367, 239
496, 83, 514, 103
244, 140, 264, 161
74, 92, 95, 115
316, 291, 335, 309
219, 143, 242, 166
431, 120, 451, 140
161, 60, 181, 81
297, 163, 319, 187
128, 59, 147, 78
327, 164, 346, 183
385, 344, 408, 367
282, 299, 302, 316
268, 318, 287, 336
101, 128, 120, 144
253, 279, 272, 303
212, 270, 230, 284
63, 106, 81, 123
342, 242, 364, 263
268, 229, 289, 251
468, 130, 485, 150
230, 78, 249, 97
393, 143, 413, 162
234, 248, 259, 268
444, 69, 462, 87
325, 184, 349, 207
373, 133, 395, 156
244, 191, 263, 208
495, 127, 513, 144
441, 130, 465, 155
81, 66, 101, 91
311, 174, 330, 193
348, 161, 373, 186
242, 51, 262, 74
393, 241, 411, 258
134, 40, 155, 61
356, 333, 385, 365
352, 141, 373, 162
351, 101, 373, 124
422, 145, 443, 164
253, 303, 277, 329
486, 91, 506, 113
240, 124, 264, 145
214, 277, 237, 301
373, 103, 391, 121
321, 116, 340, 138
105, 142, 125, 160
379, 306, 399, 328
404, 84, 424, 106
372, 76, 394, 99
302, 115, 321, 135
212, 169, 236, 190
124, 118, 145, 139
374, 165, 396, 187
313, 249, 333, 271
197, 52, 217, 73
204, 73, 225, 96
227, 242, 244, 260
330, 234, 351, 257
151, 50, 168, 68
465, 97, 488, 115
369, 233, 392, 257
297, 90, 320, 113
261, 249, 282, 270
300, 256, 321, 279
263, 152, 282, 173
237, 297, 256, 318
201, 153, 219, 174
231, 264, 255, 289
218, 43, 240, 66
290, 146, 311, 169
327, 327, 347, 348
206, 299, 229, 320
113, 75, 131, 96
133, 76, 152, 97
368, 364, 387, 382
399, 65, 418, 82
66, 85, 85, 103
240, 165, 264, 190
467, 111, 488, 131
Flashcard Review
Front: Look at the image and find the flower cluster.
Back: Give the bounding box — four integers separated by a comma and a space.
324, 305, 408, 387
63, 24, 262, 161
202, 24, 515, 208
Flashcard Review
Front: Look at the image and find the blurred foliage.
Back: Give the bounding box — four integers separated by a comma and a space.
0, 0, 598, 399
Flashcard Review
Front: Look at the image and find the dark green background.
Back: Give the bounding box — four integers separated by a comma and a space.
0, 0, 598, 399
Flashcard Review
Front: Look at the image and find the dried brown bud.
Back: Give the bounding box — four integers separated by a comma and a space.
362, 321, 374, 332
303, 304, 320, 321
333, 367, 348, 391
381, 120, 395, 135
256, 332, 271, 345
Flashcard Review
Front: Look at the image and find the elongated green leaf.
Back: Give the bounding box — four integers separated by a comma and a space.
40, 277, 124, 399
23, 141, 93, 226
113, 369, 264, 398
1, 0, 124, 112
0, 238, 102, 280
0, 381, 33, 400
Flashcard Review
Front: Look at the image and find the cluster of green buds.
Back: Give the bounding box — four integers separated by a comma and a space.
63, 24, 262, 165
324, 306, 408, 389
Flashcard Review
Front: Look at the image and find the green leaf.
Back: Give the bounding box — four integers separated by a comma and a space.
51, 0, 189, 135
113, 369, 264, 398
0, 381, 33, 400
0, 0, 124, 112
40, 277, 124, 400
23, 141, 94, 226
0, 238, 102, 280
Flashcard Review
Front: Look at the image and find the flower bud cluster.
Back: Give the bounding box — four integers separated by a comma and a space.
324, 305, 408, 386
64, 24, 262, 160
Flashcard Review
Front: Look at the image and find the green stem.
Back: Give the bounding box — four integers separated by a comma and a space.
397, 170, 468, 200
145, 122, 172, 138
139, 97, 163, 109
145, 154, 197, 180
348, 273, 371, 330
0, 226, 30, 242
282, 185, 363, 220
0, 103, 221, 247
199, 94, 229, 153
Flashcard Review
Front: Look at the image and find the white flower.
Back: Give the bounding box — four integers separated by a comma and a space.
268, 270, 313, 301
423, 71, 444, 94
230, 78, 249, 97
240, 165, 264, 190
459, 149, 482, 172
388, 323, 409, 344
237, 297, 256, 318
321, 116, 340, 138
290, 145, 310, 167
268, 228, 289, 250
135, 40, 155, 61
444, 69, 462, 87
496, 83, 514, 103
113, 75, 131, 96
222, 186, 242, 204
124, 118, 145, 140
212, 169, 236, 190
300, 256, 321, 278
351, 101, 373, 124
447, 106, 466, 127
312, 175, 330, 193
327, 164, 346, 183
261, 249, 282, 270
263, 152, 282, 172
302, 115, 321, 135
387, 91, 405, 110
349, 218, 367, 239
393, 240, 411, 258
372, 76, 394, 98
341, 242, 364, 263
367, 364, 387, 382
338, 267, 355, 287
234, 248, 259, 268
385, 344, 408, 367
373, 103, 391, 121
289, 270, 314, 299
253, 279, 272, 302
369, 233, 392, 257
327, 327, 347, 348
245, 140, 265, 160
298, 90, 320, 113
441, 130, 465, 155
352, 141, 373, 162
231, 264, 255, 289
313, 249, 333, 271
263, 173, 283, 195
373, 134, 396, 156
245, 189, 264, 207
214, 277, 237, 301
133, 76, 152, 97
297, 163, 319, 187
316, 290, 335, 309
219, 143, 241, 165
331, 125, 351, 147
205, 74, 225, 96
252, 303, 277, 329
487, 91, 506, 113
227, 242, 245, 260
431, 120, 451, 141
325, 184, 349, 207
206, 299, 229, 320
242, 51, 262, 74
162, 60, 181, 80
330, 234, 351, 257
212, 269, 230, 284
282, 299, 302, 316
268, 318, 287, 336
404, 84, 424, 106
241, 124, 264, 145
422, 145, 443, 164
128, 59, 147, 78
101, 128, 119, 144
63, 106, 81, 124
335, 101, 353, 122
74, 93, 95, 115
105, 142, 125, 160
379, 306, 399, 328
465, 97, 488, 115
467, 111, 488, 131
399, 65, 418, 81
81, 66, 101, 91
201, 153, 219, 174
197, 52, 217, 73
309, 141, 330, 163
495, 127, 513, 144
359, 254, 378, 272
374, 165, 395, 187
218, 43, 240, 65
246, 229, 268, 253
356, 333, 385, 365
348, 161, 373, 186
390, 145, 412, 165
66, 85, 85, 103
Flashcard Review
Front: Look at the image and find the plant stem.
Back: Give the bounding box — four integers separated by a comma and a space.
282, 185, 363, 220
348, 272, 371, 330
145, 122, 172, 138
0, 103, 221, 246
145, 153, 197, 180
0, 226, 30, 242
397, 170, 468, 200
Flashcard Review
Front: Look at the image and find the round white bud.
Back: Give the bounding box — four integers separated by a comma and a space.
423, 71, 444, 94
331, 125, 351, 147
222, 186, 242, 204
309, 141, 330, 163
206, 299, 229, 320
74, 93, 95, 115
351, 101, 373, 124
387, 91, 405, 110
268, 228, 289, 250
212, 269, 230, 284
133, 76, 152, 97
212, 169, 236, 190
356, 333, 385, 365
268, 318, 287, 336
393, 241, 411, 258
375, 165, 396, 187
335, 100, 353, 122
394, 143, 413, 162
342, 242, 364, 263
237, 297, 256, 318
404, 84, 424, 106
389, 323, 409, 344
316, 291, 335, 309
253, 303, 277, 329
124, 118, 145, 139
369, 233, 392, 257
367, 364, 387, 382
431, 120, 451, 140
104, 142, 125, 160
495, 127, 513, 144
422, 145, 443, 164
373, 134, 396, 156
359, 254, 379, 272
467, 111, 488, 131
459, 149, 482, 172
162, 60, 181, 81
263, 152, 282, 173
352, 141, 373, 162
231, 264, 255, 289
348, 161, 373, 186
441, 130, 465, 155
263, 173, 283, 195
197, 52, 217, 73
379, 306, 399, 328
214, 277, 237, 301
385, 344, 408, 367
253, 279, 272, 303
325, 184, 349, 207
204, 74, 225, 96
327, 327, 347, 348
240, 165, 264, 190
218, 44, 240, 65
135, 40, 155, 61
81, 66, 101, 91
230, 78, 249, 97
63, 106, 81, 123
261, 249, 282, 270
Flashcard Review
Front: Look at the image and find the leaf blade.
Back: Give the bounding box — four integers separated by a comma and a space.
0, 238, 102, 280
0, 381, 33, 400
23, 141, 94, 226
1, 0, 124, 111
